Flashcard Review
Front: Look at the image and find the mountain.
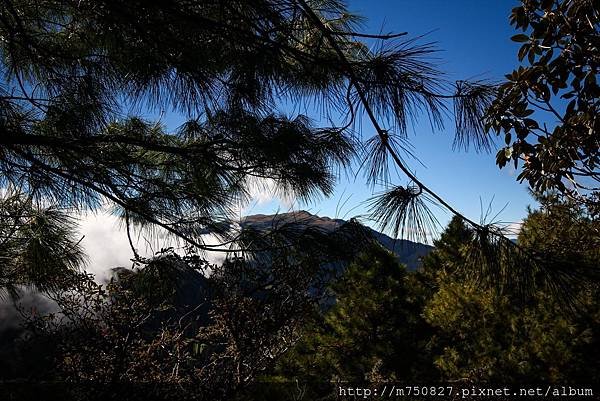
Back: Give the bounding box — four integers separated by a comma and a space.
241, 211, 432, 270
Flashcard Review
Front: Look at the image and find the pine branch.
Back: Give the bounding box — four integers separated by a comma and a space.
296, 0, 483, 230
296, 0, 597, 302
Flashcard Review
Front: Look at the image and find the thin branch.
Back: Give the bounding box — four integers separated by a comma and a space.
124, 209, 143, 262
296, 0, 483, 231
330, 30, 408, 39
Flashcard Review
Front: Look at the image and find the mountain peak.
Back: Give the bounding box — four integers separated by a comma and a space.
243, 210, 343, 226
241, 211, 433, 270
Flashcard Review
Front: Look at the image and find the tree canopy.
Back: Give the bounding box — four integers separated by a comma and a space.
486, 0, 600, 213
0, 1, 502, 281
266, 200, 600, 399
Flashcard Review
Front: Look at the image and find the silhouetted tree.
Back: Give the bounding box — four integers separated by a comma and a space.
0, 0, 511, 295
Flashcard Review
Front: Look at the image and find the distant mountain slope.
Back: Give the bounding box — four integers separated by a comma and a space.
242, 211, 432, 270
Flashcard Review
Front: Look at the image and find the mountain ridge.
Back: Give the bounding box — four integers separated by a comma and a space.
241, 210, 433, 270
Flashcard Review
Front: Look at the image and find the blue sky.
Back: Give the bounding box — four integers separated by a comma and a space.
145, 1, 533, 239
242, 0, 533, 235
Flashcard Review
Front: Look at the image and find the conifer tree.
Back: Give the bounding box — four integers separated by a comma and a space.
0, 0, 506, 294
272, 244, 434, 394
0, 0, 592, 320
422, 197, 600, 383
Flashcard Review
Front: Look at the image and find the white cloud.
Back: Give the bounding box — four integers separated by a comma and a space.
502, 221, 523, 237
77, 210, 234, 281
243, 177, 296, 213
246, 178, 279, 205
78, 211, 136, 282
74, 178, 298, 281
